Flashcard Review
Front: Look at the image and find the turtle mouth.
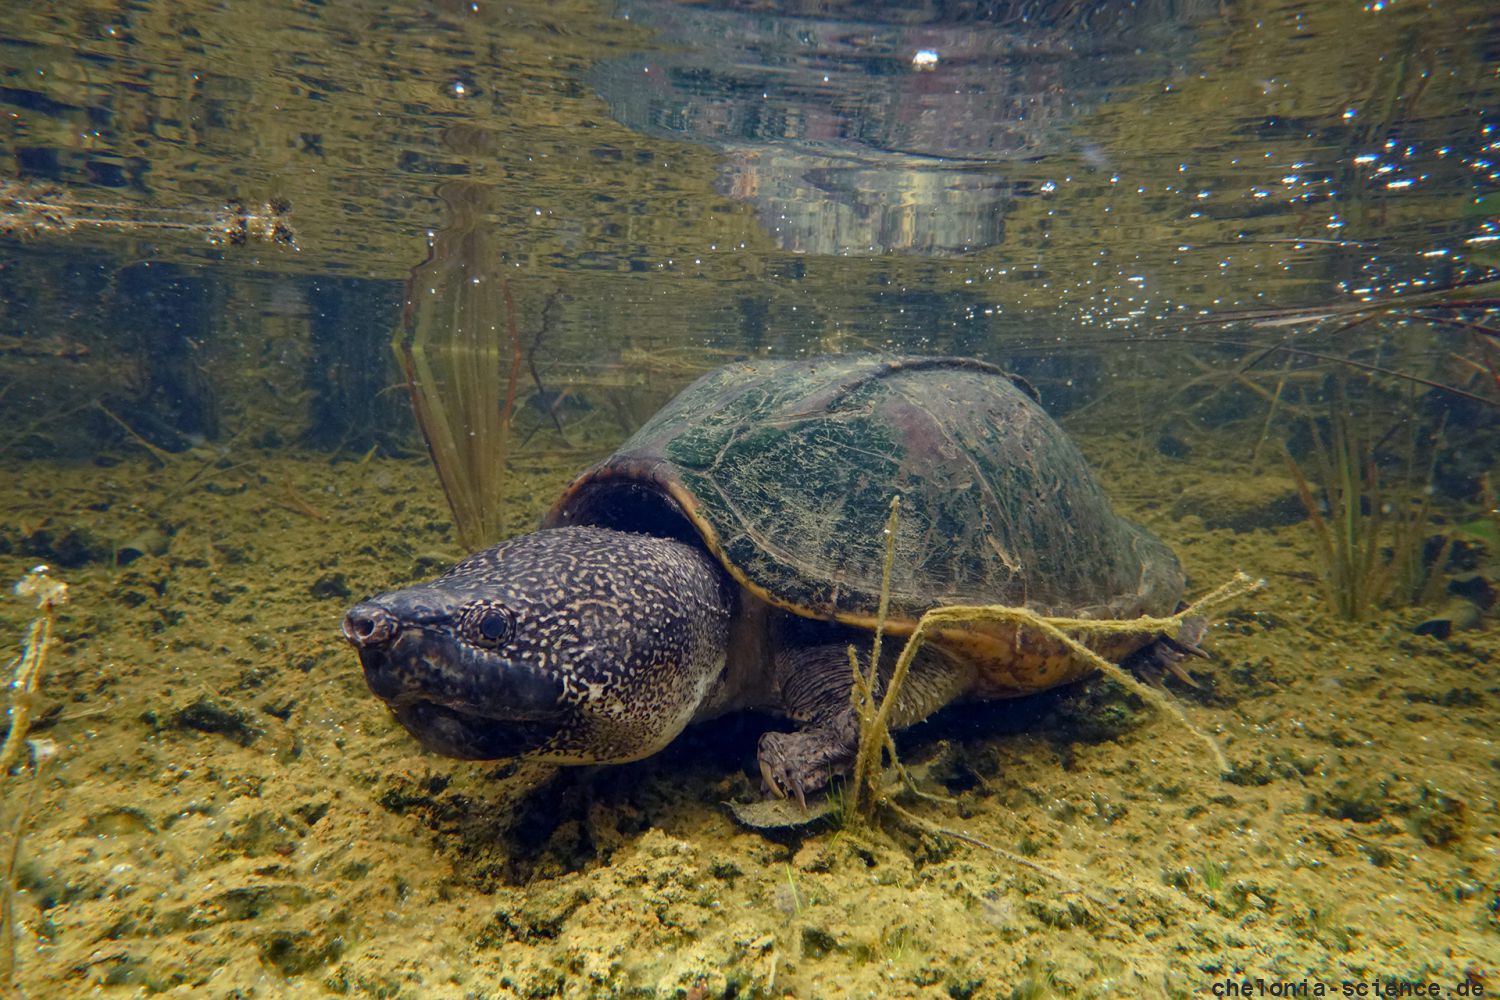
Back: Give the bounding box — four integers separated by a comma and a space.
389, 700, 563, 760
349, 625, 569, 761
355, 644, 567, 760
354, 643, 566, 712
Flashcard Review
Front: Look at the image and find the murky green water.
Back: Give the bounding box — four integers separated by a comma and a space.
2, 1, 1497, 997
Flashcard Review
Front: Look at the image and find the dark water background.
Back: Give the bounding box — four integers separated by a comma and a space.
2, 1, 1499, 997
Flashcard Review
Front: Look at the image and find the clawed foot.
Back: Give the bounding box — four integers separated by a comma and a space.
1128, 615, 1210, 687
757, 713, 859, 808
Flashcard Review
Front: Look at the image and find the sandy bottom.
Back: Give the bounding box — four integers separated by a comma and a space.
0, 434, 1495, 999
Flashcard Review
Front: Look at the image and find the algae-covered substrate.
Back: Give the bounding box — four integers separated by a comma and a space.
1, 431, 1496, 999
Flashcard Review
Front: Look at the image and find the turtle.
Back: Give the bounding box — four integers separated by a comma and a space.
343, 355, 1194, 802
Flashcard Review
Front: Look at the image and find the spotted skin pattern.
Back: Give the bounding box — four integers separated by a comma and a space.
347, 527, 731, 764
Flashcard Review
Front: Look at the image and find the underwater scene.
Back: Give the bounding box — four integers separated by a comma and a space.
2, 0, 1498, 996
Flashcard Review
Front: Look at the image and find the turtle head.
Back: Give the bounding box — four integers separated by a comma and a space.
342, 526, 731, 764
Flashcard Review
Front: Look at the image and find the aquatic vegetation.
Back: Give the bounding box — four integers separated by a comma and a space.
776, 864, 805, 918
1102, 278, 1500, 472
850, 922, 915, 968
0, 566, 68, 774
1182, 278, 1500, 414
396, 182, 523, 552
1006, 959, 1061, 1000
1480, 474, 1500, 546
1, 736, 53, 991
1284, 389, 1451, 621
844, 498, 902, 823
2, 566, 67, 990
846, 496, 1261, 827
1307, 903, 1357, 953
1200, 857, 1228, 893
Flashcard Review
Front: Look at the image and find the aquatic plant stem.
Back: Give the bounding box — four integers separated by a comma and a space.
847, 497, 900, 823
1, 568, 68, 776
2, 567, 67, 992
1483, 474, 1500, 541
397, 181, 524, 551
95, 402, 174, 468
888, 590, 1248, 778
500, 281, 523, 445
1, 739, 54, 990
1285, 386, 1448, 620
882, 799, 1103, 903
847, 498, 1257, 823
899, 574, 1261, 802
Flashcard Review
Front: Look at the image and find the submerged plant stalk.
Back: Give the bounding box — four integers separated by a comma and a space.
882, 578, 1258, 781
845, 498, 1259, 827
1, 567, 68, 775
847, 497, 901, 822
2, 566, 67, 991
397, 181, 523, 552
1, 739, 54, 990
0, 177, 296, 247
1284, 388, 1448, 621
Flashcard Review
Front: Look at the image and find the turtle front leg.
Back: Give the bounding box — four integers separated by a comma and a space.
757, 642, 973, 806
757, 690, 859, 808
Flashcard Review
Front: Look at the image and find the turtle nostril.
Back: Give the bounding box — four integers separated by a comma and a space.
343, 604, 399, 648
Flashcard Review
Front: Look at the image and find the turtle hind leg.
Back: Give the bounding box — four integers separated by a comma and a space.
757, 640, 972, 807
1123, 614, 1210, 688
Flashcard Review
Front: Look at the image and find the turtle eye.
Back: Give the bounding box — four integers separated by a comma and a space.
460, 602, 514, 649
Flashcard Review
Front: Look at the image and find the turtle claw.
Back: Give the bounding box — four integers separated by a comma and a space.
757, 716, 860, 808
1163, 658, 1200, 688
757, 734, 817, 809
1170, 615, 1211, 658
759, 756, 791, 802
1127, 615, 1211, 687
